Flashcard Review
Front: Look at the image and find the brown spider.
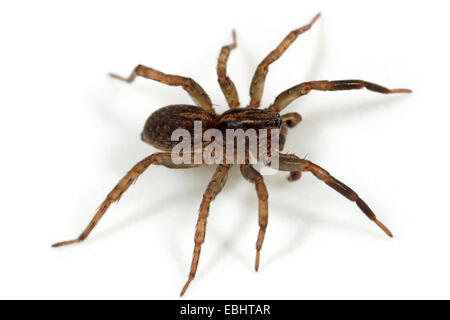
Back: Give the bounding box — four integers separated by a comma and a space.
53, 13, 411, 296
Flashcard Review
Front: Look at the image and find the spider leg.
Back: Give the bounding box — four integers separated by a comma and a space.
109, 65, 215, 114
52, 153, 202, 248
240, 164, 268, 271
248, 13, 321, 109
181, 164, 231, 296
217, 30, 240, 109
269, 80, 412, 112
278, 153, 393, 237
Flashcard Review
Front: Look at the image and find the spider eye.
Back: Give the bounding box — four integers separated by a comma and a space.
264, 119, 282, 127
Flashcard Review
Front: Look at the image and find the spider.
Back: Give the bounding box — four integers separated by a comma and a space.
53, 13, 411, 296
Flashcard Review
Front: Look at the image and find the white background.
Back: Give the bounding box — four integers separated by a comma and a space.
1, 0, 449, 299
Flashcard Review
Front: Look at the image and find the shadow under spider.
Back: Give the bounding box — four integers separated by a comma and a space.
263, 200, 386, 270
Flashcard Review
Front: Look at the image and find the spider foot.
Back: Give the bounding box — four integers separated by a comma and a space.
255, 250, 261, 272
180, 278, 193, 297
374, 219, 393, 238
389, 88, 412, 94
310, 12, 321, 25
51, 238, 83, 248
108, 72, 134, 83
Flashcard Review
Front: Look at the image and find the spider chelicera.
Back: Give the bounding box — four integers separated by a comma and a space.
53, 13, 411, 296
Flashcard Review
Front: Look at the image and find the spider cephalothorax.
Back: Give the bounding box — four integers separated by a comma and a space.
53, 13, 411, 296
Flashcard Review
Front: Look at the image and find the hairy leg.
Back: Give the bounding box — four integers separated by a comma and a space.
240, 164, 269, 271
181, 164, 231, 296
248, 13, 320, 108
270, 80, 412, 112
52, 153, 201, 247
110, 65, 215, 114
217, 30, 240, 108
278, 153, 393, 237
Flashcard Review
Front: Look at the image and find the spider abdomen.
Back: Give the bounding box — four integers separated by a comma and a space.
141, 104, 217, 151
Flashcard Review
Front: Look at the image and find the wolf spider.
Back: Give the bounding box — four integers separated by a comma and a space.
53, 13, 411, 296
